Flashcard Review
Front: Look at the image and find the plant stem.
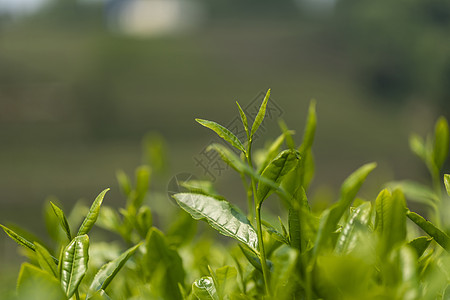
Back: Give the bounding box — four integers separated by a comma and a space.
246, 140, 271, 296
256, 204, 271, 296
75, 291, 81, 300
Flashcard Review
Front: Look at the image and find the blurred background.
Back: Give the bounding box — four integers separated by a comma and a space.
1, 0, 450, 289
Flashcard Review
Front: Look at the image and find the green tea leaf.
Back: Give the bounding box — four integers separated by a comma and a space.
236, 101, 249, 141
173, 193, 259, 252
196, 118, 245, 153
60, 234, 89, 298
257, 132, 291, 173
133, 165, 151, 209
433, 116, 449, 169
116, 170, 132, 197
50, 201, 72, 241
193, 276, 219, 300
35, 242, 58, 278
407, 210, 450, 251
387, 180, 438, 208
88, 289, 112, 300
17, 262, 66, 300
209, 265, 237, 300
256, 149, 300, 205
314, 163, 376, 255
408, 236, 432, 258
409, 133, 426, 162
299, 99, 317, 154
0, 224, 36, 253
444, 174, 450, 197
271, 246, 299, 299
144, 228, 185, 299
335, 202, 371, 254
77, 188, 110, 236
376, 189, 407, 255
250, 89, 270, 139
88, 243, 141, 297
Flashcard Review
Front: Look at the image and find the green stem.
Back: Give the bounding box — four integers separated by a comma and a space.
75, 291, 81, 300
240, 172, 254, 222
256, 204, 271, 296
246, 140, 271, 296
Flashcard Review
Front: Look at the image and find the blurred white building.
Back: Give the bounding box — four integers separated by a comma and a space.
107, 0, 206, 37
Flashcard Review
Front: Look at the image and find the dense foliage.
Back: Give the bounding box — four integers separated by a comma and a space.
2, 90, 450, 299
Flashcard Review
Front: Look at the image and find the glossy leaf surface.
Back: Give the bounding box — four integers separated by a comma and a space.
77, 188, 109, 236
60, 234, 89, 298
196, 118, 245, 152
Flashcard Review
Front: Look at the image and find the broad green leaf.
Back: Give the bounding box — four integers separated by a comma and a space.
133, 165, 151, 209
0, 224, 36, 253
173, 193, 259, 252
88, 243, 141, 297
433, 116, 449, 169
116, 170, 132, 196
256, 149, 300, 205
35, 242, 58, 278
299, 99, 317, 154
77, 188, 110, 236
407, 210, 450, 251
60, 234, 89, 298
335, 202, 371, 254
50, 201, 72, 241
376, 189, 407, 255
208, 265, 237, 300
236, 101, 249, 141
444, 174, 450, 197
250, 89, 270, 139
192, 276, 219, 300
17, 262, 66, 300
408, 236, 432, 258
144, 228, 185, 300
196, 118, 245, 152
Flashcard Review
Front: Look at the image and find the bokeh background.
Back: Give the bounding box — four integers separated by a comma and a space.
1, 0, 450, 290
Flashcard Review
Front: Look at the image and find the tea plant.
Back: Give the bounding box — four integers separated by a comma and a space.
2, 90, 450, 299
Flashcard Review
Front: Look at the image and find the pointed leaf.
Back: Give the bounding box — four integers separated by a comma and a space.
77, 188, 110, 236
387, 180, 438, 208
50, 202, 72, 241
35, 242, 58, 278
0, 224, 36, 252
444, 174, 450, 197
209, 265, 237, 300
236, 101, 249, 141
116, 170, 132, 196
409, 133, 426, 162
433, 116, 449, 169
340, 162, 377, 209
196, 118, 245, 153
407, 210, 450, 251
88, 243, 141, 297
376, 189, 407, 255
250, 89, 270, 139
133, 165, 151, 209
88, 289, 111, 300
60, 234, 89, 298
299, 99, 317, 154
256, 149, 300, 205
174, 193, 259, 252
408, 236, 432, 258
335, 202, 371, 254
193, 277, 219, 300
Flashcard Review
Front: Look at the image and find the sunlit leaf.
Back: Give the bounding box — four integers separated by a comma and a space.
50, 201, 72, 241
173, 193, 259, 252
250, 89, 271, 139
60, 234, 89, 298
196, 118, 245, 153
407, 210, 450, 251
35, 242, 58, 278
77, 188, 110, 236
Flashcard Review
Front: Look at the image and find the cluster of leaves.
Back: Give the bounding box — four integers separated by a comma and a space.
2, 89, 450, 299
